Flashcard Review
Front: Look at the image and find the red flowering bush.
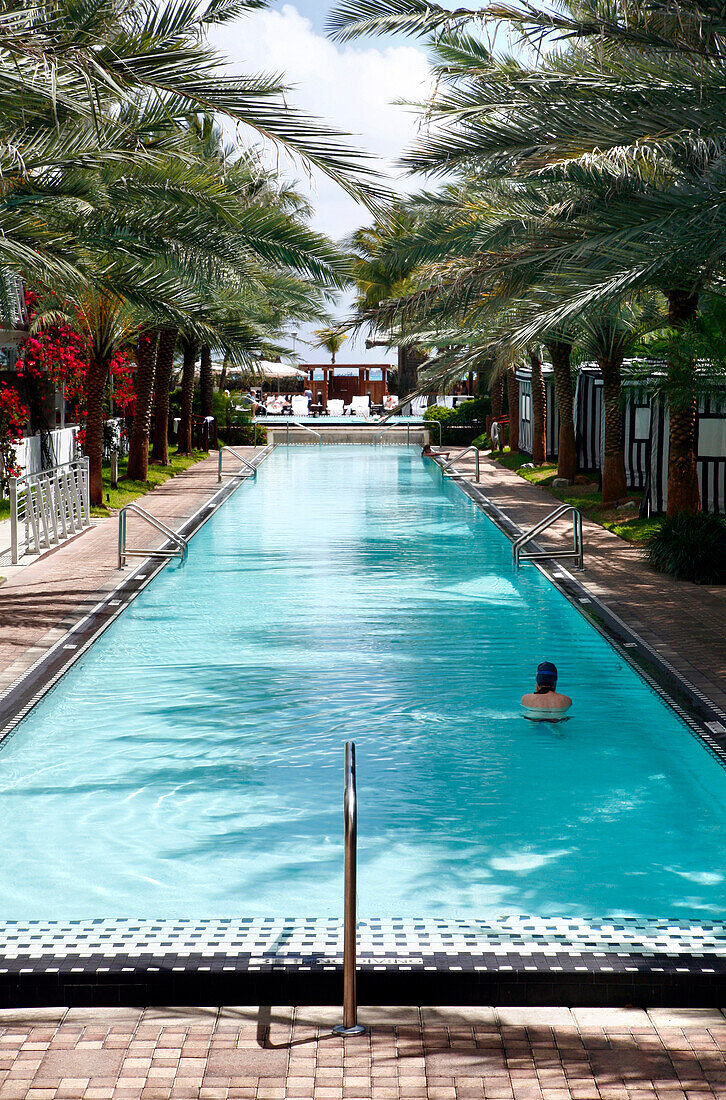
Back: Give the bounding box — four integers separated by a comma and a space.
0, 384, 29, 491
15, 292, 136, 442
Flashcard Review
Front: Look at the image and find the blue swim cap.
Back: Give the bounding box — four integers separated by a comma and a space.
536, 661, 558, 687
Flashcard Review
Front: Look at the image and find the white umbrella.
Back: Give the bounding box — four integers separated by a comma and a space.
255, 361, 307, 379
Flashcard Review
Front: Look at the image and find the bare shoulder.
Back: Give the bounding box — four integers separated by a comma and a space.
521, 693, 539, 707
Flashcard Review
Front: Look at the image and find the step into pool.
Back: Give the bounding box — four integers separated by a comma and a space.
2, 446, 725, 921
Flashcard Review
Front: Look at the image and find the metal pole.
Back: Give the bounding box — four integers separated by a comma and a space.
9, 477, 18, 565
82, 457, 90, 524
218, 448, 223, 483
475, 449, 480, 482
333, 742, 366, 1037
118, 510, 125, 568
407, 423, 410, 446
286, 421, 289, 446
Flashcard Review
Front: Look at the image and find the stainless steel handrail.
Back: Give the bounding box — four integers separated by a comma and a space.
332, 742, 366, 1038
441, 445, 480, 482
286, 415, 321, 442
218, 445, 258, 482
513, 505, 584, 570
118, 503, 188, 568
373, 419, 442, 447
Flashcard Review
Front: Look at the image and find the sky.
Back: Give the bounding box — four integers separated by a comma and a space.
209, 0, 432, 364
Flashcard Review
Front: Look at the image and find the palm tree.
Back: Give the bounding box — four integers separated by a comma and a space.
545, 338, 577, 482
506, 366, 519, 453
529, 346, 546, 466
152, 328, 179, 466
313, 327, 347, 366
0, 0, 379, 503
127, 330, 159, 481
328, 0, 726, 512
351, 212, 427, 396
177, 335, 199, 456
200, 345, 214, 419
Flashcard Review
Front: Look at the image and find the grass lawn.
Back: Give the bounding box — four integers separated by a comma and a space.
91, 449, 209, 517
492, 450, 661, 544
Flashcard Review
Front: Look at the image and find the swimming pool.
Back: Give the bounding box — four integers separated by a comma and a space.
2, 445, 725, 921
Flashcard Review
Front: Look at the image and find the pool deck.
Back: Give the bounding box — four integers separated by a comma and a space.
1, 1003, 725, 1100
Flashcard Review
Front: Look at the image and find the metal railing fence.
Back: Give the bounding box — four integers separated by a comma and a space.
9, 458, 90, 564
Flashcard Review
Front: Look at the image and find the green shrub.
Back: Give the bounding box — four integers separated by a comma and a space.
423, 397, 490, 444
221, 421, 266, 446
453, 396, 490, 423
645, 511, 726, 584
219, 403, 267, 446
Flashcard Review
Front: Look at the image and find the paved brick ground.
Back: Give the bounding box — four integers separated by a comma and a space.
445, 452, 726, 709
1, 1005, 726, 1099
0, 450, 260, 692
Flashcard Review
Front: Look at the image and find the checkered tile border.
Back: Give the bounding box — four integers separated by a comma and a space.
0, 917, 725, 978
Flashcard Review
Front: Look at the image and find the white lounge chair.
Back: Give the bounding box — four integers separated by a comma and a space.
436, 395, 455, 409
291, 395, 310, 417
382, 394, 398, 412
411, 396, 429, 417
346, 395, 371, 417
327, 399, 345, 416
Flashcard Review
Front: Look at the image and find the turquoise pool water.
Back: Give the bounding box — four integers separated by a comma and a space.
2, 445, 725, 920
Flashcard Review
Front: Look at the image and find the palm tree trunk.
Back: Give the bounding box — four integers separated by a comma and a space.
666, 289, 700, 515
218, 354, 228, 393
200, 344, 214, 418
84, 354, 108, 507
398, 345, 423, 397
491, 372, 504, 421
506, 367, 519, 452
127, 330, 158, 482
546, 339, 577, 481
178, 335, 197, 456
530, 349, 546, 465
152, 326, 178, 465
598, 355, 628, 505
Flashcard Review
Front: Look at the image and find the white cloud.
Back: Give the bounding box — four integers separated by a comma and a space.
209, 6, 431, 362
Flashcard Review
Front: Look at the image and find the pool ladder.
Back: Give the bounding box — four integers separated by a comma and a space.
513, 505, 584, 570
285, 420, 322, 445
117, 503, 188, 568
218, 445, 259, 482
441, 446, 479, 482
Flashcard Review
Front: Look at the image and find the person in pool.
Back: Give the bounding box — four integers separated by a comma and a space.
521, 662, 572, 720
422, 443, 449, 458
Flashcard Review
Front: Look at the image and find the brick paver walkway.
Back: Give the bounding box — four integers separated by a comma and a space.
0, 449, 261, 692
445, 452, 726, 710
1, 1005, 725, 1099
